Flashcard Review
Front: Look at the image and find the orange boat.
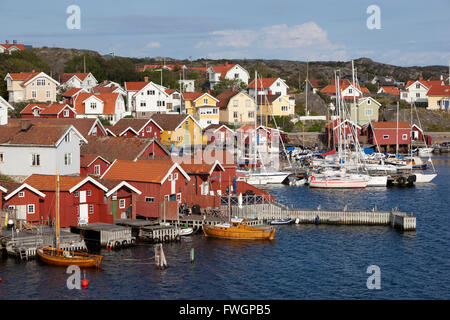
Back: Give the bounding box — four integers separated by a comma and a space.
203, 218, 276, 240
37, 247, 103, 268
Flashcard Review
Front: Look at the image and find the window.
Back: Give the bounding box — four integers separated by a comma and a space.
213, 108, 218, 114
168, 174, 173, 181
140, 102, 146, 107
19, 191, 25, 197
0, 153, 4, 163
402, 93, 408, 98
246, 100, 250, 107
119, 199, 126, 209
27, 204, 35, 214
94, 165, 101, 176
64, 132, 71, 142
233, 111, 238, 118
174, 173, 178, 180
90, 102, 97, 110
248, 112, 254, 118
365, 109, 373, 116
88, 205, 94, 214
402, 134, 408, 140
416, 93, 420, 98
87, 190, 91, 196
367, 99, 371, 105
145, 197, 154, 202
234, 73, 239, 79
348, 89, 352, 94
281, 106, 288, 112
146, 126, 152, 133
203, 98, 208, 104
64, 153, 72, 166
164, 195, 170, 201
383, 135, 389, 139
31, 154, 40, 166
416, 83, 420, 89
276, 82, 280, 87
31, 91, 37, 98
37, 79, 45, 86
233, 100, 238, 107
74, 191, 79, 197
46, 90, 51, 98
63, 109, 69, 117
176, 193, 181, 203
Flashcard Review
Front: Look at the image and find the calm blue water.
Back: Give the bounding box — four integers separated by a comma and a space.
1, 157, 450, 300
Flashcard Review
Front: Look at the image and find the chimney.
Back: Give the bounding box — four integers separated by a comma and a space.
5, 40, 9, 44
207, 90, 210, 94
103, 80, 107, 85
268, 90, 272, 95
21, 120, 32, 132
13, 40, 17, 44
419, 76, 423, 81
32, 69, 35, 73
144, 76, 149, 82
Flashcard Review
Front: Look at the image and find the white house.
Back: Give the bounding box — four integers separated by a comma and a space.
165, 89, 182, 113
0, 96, 14, 125
4, 71, 60, 103
0, 122, 87, 176
124, 78, 169, 118
73, 92, 128, 125
178, 79, 195, 93
206, 63, 249, 90
60, 73, 98, 92
400, 79, 444, 104
247, 77, 289, 97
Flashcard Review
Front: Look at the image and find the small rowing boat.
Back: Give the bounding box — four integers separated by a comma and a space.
269, 218, 293, 225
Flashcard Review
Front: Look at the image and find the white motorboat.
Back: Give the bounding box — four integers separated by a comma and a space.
288, 177, 306, 186
238, 170, 291, 185
418, 147, 434, 155
309, 174, 369, 189
180, 227, 194, 236
413, 172, 437, 183
366, 175, 388, 187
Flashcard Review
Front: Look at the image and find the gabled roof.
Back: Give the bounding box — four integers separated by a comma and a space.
80, 154, 111, 168
0, 123, 87, 147
4, 72, 60, 86
256, 94, 283, 105
0, 96, 14, 110
150, 113, 201, 131
357, 97, 381, 106
62, 88, 86, 97
247, 78, 288, 90
81, 136, 169, 162
100, 159, 190, 184
182, 91, 218, 103
109, 118, 163, 136
203, 123, 234, 134
3, 182, 46, 201
215, 90, 241, 109
180, 160, 225, 175
427, 85, 450, 97
74, 92, 120, 115
209, 63, 248, 79
370, 121, 410, 129
23, 175, 108, 193
60, 73, 96, 84
7, 118, 106, 137
21, 103, 75, 116
103, 180, 142, 197
378, 87, 400, 95
405, 80, 444, 90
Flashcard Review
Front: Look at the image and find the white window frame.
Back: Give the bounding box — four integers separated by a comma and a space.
27, 204, 35, 214
31, 153, 40, 166
88, 204, 94, 214
19, 191, 25, 197
64, 153, 72, 166
119, 199, 126, 209
94, 164, 101, 176
402, 134, 408, 140
383, 135, 389, 139
145, 197, 154, 202
63, 109, 69, 117
87, 190, 91, 197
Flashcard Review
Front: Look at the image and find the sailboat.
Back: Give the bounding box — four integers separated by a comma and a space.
37, 173, 103, 268
202, 185, 276, 240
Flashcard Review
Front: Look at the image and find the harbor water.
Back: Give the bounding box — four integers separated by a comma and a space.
1, 156, 450, 300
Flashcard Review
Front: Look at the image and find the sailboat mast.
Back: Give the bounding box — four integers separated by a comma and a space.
396, 101, 399, 156
55, 172, 60, 252
254, 71, 257, 171
352, 60, 357, 124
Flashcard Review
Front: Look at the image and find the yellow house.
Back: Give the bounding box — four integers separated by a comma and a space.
151, 113, 204, 147
257, 94, 294, 124
4, 72, 60, 103
427, 85, 450, 110
216, 90, 257, 126
182, 92, 219, 128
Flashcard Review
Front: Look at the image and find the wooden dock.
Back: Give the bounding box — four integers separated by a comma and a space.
221, 202, 416, 231
0, 226, 87, 260
71, 223, 135, 249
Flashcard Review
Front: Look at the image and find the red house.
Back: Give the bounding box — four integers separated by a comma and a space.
1, 181, 46, 224
23, 175, 112, 227
411, 124, 432, 146
107, 118, 162, 140
20, 103, 76, 119
101, 159, 190, 220
203, 124, 235, 146
80, 154, 111, 177
366, 121, 411, 152
193, 150, 237, 185
62, 88, 87, 105
324, 119, 361, 149
101, 180, 142, 220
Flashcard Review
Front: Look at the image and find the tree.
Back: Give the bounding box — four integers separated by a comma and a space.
211, 78, 246, 96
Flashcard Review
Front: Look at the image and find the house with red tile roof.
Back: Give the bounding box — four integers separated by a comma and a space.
165, 89, 182, 112
101, 159, 191, 220
137, 64, 187, 72
73, 92, 128, 124
247, 77, 289, 97
206, 62, 249, 89
107, 118, 163, 139
321, 79, 369, 99
377, 86, 400, 96
0, 121, 87, 176
400, 78, 445, 105
427, 85, 450, 110
0, 40, 26, 54
203, 124, 235, 146
20, 103, 76, 119
80, 154, 111, 177
364, 121, 411, 152
4, 71, 60, 103
216, 90, 257, 126
124, 77, 169, 117
62, 87, 88, 105
92, 80, 126, 96
23, 174, 112, 227
101, 179, 142, 220
60, 73, 98, 92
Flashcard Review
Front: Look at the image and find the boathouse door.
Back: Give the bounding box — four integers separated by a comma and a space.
79, 204, 89, 225
16, 205, 27, 220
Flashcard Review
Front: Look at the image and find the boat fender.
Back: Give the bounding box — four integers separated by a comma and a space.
130, 239, 136, 245
175, 234, 181, 242
164, 235, 170, 242
115, 241, 121, 249
398, 177, 406, 185
408, 175, 416, 183
122, 240, 128, 247
315, 216, 320, 224
311, 176, 316, 181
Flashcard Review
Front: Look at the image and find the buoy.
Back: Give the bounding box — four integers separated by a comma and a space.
81, 279, 88, 288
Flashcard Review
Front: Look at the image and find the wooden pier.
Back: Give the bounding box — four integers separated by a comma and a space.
71, 223, 135, 249
221, 202, 416, 231
0, 226, 87, 260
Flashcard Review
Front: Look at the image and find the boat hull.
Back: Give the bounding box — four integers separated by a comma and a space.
37, 247, 103, 268
367, 175, 388, 187
309, 178, 369, 188
413, 173, 437, 183
203, 224, 275, 240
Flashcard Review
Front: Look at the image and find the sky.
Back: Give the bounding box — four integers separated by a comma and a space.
0, 0, 449, 66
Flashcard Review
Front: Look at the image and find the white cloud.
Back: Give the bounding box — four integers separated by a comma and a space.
146, 41, 161, 48
195, 22, 347, 61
